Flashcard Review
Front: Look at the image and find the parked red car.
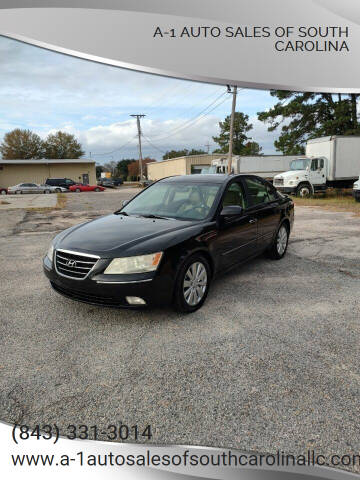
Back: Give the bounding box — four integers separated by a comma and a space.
69, 183, 105, 193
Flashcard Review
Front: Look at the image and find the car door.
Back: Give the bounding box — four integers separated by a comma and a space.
21, 183, 33, 194
242, 176, 281, 251
215, 179, 258, 271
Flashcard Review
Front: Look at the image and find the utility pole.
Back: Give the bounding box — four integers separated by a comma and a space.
227, 85, 237, 174
130, 114, 146, 182
205, 141, 210, 154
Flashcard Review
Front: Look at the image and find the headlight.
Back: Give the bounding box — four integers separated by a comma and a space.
104, 252, 163, 274
46, 243, 54, 262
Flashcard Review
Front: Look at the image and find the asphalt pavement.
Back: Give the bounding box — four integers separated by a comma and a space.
1, 189, 360, 471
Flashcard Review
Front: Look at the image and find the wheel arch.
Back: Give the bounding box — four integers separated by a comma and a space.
297, 181, 313, 195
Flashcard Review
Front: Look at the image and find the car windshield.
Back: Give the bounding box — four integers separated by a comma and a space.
120, 181, 221, 220
290, 158, 310, 171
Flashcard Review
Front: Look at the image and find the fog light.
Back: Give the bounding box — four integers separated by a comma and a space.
126, 296, 146, 305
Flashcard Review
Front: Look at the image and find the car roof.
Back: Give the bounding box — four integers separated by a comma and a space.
158, 174, 253, 184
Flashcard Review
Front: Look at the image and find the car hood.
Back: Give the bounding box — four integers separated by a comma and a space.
56, 214, 197, 256
276, 170, 306, 179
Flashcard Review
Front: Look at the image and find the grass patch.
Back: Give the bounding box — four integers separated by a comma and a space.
56, 192, 67, 209
0, 200, 11, 205
25, 193, 68, 212
293, 189, 360, 215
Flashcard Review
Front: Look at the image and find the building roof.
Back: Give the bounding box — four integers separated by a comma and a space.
151, 154, 221, 165
0, 159, 94, 165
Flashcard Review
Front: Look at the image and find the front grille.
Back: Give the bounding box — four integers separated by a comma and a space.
274, 178, 284, 186
55, 249, 99, 280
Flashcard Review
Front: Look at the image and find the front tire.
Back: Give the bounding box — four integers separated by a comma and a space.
95, 187, 100, 192
75, 188, 81, 193
296, 184, 312, 198
267, 223, 289, 260
173, 254, 211, 313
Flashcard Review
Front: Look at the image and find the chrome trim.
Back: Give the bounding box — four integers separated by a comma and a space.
55, 249, 100, 281
96, 279, 153, 284
56, 248, 99, 259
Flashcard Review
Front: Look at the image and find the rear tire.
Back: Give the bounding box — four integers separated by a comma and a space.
55, 188, 61, 193
44, 189, 51, 194
266, 223, 289, 260
173, 254, 211, 313
75, 188, 81, 193
16, 190, 22, 194
0, 190, 7, 195
95, 187, 100, 192
355, 196, 360, 203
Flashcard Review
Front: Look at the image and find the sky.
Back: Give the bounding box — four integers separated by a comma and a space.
0, 35, 279, 163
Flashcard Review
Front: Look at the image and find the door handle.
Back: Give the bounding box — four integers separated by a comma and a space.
249, 218, 258, 224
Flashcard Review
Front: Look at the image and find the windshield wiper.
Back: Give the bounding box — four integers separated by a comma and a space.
114, 210, 128, 215
138, 214, 169, 220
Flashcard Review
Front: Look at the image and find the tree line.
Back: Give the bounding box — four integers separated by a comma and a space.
0, 129, 84, 159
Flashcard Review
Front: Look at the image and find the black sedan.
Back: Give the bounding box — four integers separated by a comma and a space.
43, 175, 294, 313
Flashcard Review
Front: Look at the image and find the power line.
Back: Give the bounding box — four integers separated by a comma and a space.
149, 90, 228, 140
149, 93, 231, 142
141, 134, 167, 155
91, 134, 138, 157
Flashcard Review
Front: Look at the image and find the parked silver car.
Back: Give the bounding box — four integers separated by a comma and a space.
7, 183, 65, 194
39, 184, 67, 193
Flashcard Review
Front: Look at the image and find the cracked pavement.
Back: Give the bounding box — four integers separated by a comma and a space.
0, 190, 360, 472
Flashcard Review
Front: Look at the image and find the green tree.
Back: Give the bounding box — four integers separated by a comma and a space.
96, 164, 104, 179
258, 91, 360, 154
0, 128, 44, 159
162, 148, 206, 160
213, 112, 262, 155
43, 131, 84, 159
116, 159, 135, 178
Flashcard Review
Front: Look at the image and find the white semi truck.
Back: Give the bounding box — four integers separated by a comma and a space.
207, 155, 305, 180
273, 136, 360, 197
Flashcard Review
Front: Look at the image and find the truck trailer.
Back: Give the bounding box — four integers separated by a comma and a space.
274, 136, 360, 197
207, 155, 305, 180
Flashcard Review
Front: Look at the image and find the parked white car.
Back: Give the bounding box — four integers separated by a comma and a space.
353, 177, 360, 202
7, 183, 66, 194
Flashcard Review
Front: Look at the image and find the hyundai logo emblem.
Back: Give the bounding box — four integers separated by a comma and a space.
66, 259, 77, 268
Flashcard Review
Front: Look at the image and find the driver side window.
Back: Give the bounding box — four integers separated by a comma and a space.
311, 158, 319, 171
222, 182, 247, 209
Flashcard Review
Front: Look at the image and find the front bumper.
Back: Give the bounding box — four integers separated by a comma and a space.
43, 255, 174, 308
276, 186, 297, 195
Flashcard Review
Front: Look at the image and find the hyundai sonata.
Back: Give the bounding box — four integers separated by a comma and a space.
43, 175, 294, 312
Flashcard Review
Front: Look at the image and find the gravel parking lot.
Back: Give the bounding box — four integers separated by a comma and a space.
1, 188, 360, 469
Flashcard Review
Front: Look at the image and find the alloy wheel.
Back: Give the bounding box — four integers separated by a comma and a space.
183, 261, 208, 306
277, 225, 288, 255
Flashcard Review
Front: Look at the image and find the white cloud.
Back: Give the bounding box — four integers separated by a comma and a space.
0, 36, 279, 160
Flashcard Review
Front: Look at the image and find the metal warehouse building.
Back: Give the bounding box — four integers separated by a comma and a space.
147, 154, 221, 180
0, 159, 96, 188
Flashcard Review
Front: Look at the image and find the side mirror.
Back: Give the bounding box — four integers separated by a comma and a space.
220, 205, 243, 217
122, 199, 129, 207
